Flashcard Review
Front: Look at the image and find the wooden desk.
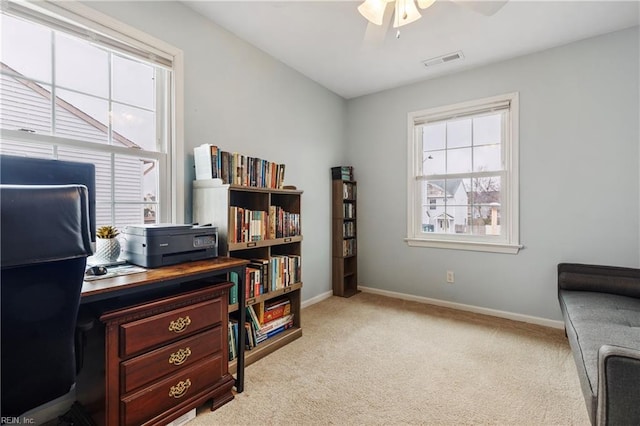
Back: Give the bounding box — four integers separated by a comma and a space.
80, 257, 248, 425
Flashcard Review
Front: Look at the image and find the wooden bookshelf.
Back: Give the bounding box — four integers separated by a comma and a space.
332, 171, 359, 297
193, 181, 303, 373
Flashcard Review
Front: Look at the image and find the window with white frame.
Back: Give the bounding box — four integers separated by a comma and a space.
0, 1, 183, 230
406, 93, 521, 254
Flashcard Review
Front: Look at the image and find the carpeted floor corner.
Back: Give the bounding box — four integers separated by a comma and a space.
192, 292, 589, 425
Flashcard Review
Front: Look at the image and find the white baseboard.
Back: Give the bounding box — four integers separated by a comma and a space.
301, 290, 333, 309
358, 286, 564, 329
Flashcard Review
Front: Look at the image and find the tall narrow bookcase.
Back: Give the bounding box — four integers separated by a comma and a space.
192, 180, 303, 372
332, 177, 359, 297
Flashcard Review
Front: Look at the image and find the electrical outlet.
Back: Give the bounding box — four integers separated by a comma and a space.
446, 270, 455, 283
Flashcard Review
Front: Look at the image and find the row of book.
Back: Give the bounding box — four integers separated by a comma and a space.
343, 222, 355, 238
342, 182, 356, 200
228, 254, 302, 304
343, 239, 357, 257
228, 297, 294, 361
343, 203, 355, 219
194, 144, 286, 189
229, 206, 301, 244
331, 166, 354, 181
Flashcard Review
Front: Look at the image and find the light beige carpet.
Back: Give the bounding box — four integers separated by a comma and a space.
193, 292, 589, 425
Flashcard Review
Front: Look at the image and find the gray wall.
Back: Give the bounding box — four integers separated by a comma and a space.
345, 27, 640, 320
87, 1, 347, 302
85, 2, 639, 321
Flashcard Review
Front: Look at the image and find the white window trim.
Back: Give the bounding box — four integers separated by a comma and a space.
21, 0, 186, 224
405, 92, 521, 254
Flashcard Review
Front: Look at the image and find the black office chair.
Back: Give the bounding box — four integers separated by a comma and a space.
1, 184, 93, 419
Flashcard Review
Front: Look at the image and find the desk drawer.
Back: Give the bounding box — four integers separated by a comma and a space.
121, 326, 223, 394
120, 298, 224, 357
121, 355, 225, 426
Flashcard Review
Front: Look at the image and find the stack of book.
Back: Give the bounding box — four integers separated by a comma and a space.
228, 297, 294, 360
331, 166, 354, 181
194, 144, 286, 189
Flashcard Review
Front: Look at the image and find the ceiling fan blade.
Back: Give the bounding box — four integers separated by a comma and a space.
362, 2, 395, 48
452, 0, 509, 16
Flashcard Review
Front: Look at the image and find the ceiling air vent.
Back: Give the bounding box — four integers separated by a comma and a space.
422, 51, 464, 68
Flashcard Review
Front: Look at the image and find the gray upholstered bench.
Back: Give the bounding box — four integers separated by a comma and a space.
558, 263, 640, 425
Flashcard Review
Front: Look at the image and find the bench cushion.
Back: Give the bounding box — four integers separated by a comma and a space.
559, 290, 640, 422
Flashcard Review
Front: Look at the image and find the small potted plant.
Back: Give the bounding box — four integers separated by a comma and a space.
95, 225, 121, 263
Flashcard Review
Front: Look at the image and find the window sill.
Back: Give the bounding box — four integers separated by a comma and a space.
405, 237, 522, 254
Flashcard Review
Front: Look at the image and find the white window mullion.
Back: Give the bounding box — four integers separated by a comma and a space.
50, 29, 56, 137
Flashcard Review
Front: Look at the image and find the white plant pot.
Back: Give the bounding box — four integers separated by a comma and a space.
95, 238, 121, 263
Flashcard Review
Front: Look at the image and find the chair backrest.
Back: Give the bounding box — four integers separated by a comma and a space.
1, 184, 92, 418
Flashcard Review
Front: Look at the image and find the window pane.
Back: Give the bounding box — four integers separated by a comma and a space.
444, 204, 468, 234
423, 149, 445, 175
143, 159, 159, 224
473, 113, 501, 146
114, 154, 159, 223
469, 176, 501, 236
422, 179, 470, 234
473, 144, 501, 172
423, 122, 445, 151
115, 204, 144, 230
0, 140, 53, 158
113, 55, 155, 109
1, 14, 52, 83
112, 103, 156, 151
0, 75, 52, 134
55, 89, 109, 143
114, 154, 145, 202
447, 118, 471, 149
56, 147, 112, 227
447, 147, 471, 174
55, 33, 108, 98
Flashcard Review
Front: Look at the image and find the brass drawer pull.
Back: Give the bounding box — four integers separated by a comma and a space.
168, 316, 191, 333
169, 378, 191, 399
168, 347, 192, 366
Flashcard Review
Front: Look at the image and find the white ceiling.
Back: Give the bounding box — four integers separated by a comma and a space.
183, 1, 640, 99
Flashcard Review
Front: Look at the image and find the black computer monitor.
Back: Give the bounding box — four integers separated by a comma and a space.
0, 154, 97, 244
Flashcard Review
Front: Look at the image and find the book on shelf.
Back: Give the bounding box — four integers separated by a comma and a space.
343, 203, 355, 219
228, 320, 236, 361
249, 258, 270, 296
261, 297, 291, 323
193, 143, 286, 189
270, 254, 301, 291
342, 182, 356, 199
343, 239, 357, 257
245, 265, 262, 298
229, 207, 269, 243
228, 319, 239, 361
331, 166, 354, 181
229, 271, 239, 305
245, 312, 295, 347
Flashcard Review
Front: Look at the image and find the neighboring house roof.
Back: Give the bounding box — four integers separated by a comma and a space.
427, 179, 463, 198
0, 62, 140, 149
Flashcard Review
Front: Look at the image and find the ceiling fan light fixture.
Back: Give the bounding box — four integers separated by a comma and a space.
393, 0, 422, 28
358, 0, 388, 26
